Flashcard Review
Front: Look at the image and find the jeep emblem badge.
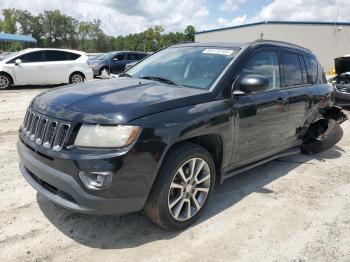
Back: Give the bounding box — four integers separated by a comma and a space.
38, 102, 47, 111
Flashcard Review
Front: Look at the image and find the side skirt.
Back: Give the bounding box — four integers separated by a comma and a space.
221, 147, 301, 183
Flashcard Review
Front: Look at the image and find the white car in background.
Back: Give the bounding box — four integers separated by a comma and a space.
0, 48, 93, 89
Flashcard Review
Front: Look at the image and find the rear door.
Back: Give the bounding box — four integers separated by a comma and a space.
231, 47, 290, 166
281, 49, 320, 144
43, 50, 81, 84
11, 51, 46, 85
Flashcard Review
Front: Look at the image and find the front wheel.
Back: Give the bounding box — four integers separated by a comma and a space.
0, 73, 12, 89
144, 142, 216, 230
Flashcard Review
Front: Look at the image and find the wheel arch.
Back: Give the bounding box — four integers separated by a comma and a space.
158, 134, 224, 183
0, 71, 14, 85
69, 71, 86, 80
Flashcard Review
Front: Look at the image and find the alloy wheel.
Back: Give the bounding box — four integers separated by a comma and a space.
168, 158, 211, 221
71, 74, 84, 84
0, 75, 9, 89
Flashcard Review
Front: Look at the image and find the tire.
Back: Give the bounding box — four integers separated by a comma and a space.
0, 73, 12, 89
301, 119, 343, 154
144, 142, 216, 230
69, 72, 85, 84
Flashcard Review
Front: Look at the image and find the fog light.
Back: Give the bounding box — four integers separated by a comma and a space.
79, 171, 113, 190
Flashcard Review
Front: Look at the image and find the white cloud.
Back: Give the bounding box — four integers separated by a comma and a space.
218, 0, 246, 13
216, 15, 247, 27
254, 0, 350, 22
0, 0, 209, 35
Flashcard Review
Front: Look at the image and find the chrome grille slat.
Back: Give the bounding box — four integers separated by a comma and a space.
25, 113, 34, 137
43, 121, 58, 148
20, 109, 71, 152
35, 118, 48, 145
22, 110, 30, 132
52, 124, 70, 151
30, 115, 40, 141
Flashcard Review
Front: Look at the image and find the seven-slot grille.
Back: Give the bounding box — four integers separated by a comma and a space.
21, 109, 71, 152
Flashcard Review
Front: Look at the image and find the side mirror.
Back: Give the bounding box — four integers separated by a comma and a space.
113, 58, 119, 61
15, 59, 22, 65
240, 74, 269, 93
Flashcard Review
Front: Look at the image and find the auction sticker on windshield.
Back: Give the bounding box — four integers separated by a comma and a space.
203, 49, 234, 56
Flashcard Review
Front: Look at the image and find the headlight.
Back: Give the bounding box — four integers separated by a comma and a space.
74, 124, 141, 148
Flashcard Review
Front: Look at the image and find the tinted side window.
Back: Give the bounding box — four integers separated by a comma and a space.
241, 50, 280, 90
45, 51, 80, 61
115, 54, 124, 60
18, 51, 44, 63
66, 52, 80, 60
284, 52, 303, 86
305, 54, 318, 84
126, 53, 139, 60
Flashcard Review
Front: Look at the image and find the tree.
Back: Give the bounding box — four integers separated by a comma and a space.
184, 25, 195, 42
2, 8, 17, 34
0, 8, 196, 52
78, 21, 93, 51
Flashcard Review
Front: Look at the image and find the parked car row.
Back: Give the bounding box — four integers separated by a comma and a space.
0, 48, 150, 89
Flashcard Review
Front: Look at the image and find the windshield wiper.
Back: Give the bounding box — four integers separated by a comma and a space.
119, 73, 132, 77
140, 76, 177, 86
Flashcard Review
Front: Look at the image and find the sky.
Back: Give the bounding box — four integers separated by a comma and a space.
0, 0, 349, 35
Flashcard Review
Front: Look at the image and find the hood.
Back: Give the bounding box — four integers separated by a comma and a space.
32, 78, 212, 124
87, 59, 105, 65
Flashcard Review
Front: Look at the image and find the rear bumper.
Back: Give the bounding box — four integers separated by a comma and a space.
17, 141, 146, 215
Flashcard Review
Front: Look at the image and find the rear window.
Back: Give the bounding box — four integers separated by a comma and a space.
283, 52, 303, 86
305, 54, 318, 84
45, 51, 80, 61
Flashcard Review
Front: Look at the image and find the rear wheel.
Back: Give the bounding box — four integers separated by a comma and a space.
301, 119, 343, 154
144, 142, 216, 230
69, 72, 85, 84
0, 73, 12, 89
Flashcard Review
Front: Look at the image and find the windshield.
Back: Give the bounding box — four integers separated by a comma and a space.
0, 51, 20, 61
126, 46, 239, 89
97, 52, 117, 60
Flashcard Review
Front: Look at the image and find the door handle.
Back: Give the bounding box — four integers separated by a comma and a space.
276, 97, 288, 112
276, 97, 288, 104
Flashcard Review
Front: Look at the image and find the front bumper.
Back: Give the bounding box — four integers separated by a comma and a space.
17, 140, 147, 215
334, 88, 350, 107
91, 67, 100, 77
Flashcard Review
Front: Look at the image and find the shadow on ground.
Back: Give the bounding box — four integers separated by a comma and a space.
5, 85, 60, 90
37, 146, 345, 249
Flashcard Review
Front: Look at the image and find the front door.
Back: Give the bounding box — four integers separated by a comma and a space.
12, 51, 46, 85
231, 47, 290, 167
110, 53, 127, 74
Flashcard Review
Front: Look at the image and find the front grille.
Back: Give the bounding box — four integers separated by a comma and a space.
21, 109, 71, 152
335, 84, 350, 93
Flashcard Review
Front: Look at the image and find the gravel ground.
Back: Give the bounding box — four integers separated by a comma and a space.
1, 87, 350, 262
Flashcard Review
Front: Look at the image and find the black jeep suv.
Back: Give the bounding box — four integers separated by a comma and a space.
18, 40, 347, 230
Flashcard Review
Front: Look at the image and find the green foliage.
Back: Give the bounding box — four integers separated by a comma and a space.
3, 8, 17, 34
0, 8, 196, 52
